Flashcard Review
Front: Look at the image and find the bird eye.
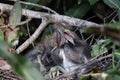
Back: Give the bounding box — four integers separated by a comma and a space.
64, 44, 70, 49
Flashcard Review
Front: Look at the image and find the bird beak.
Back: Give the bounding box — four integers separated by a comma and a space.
56, 29, 75, 47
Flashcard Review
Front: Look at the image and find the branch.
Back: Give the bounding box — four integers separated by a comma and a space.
16, 17, 50, 54
0, 3, 100, 28
0, 17, 32, 28
0, 3, 102, 54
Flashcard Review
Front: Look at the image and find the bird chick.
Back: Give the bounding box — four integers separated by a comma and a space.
59, 40, 91, 72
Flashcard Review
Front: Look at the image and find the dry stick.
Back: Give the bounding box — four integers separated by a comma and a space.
16, 18, 50, 54
26, 21, 35, 48
0, 17, 32, 28
0, 3, 101, 28
89, 34, 95, 46
9, 0, 58, 14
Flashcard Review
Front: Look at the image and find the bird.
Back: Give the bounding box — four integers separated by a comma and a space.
54, 22, 114, 74
34, 22, 114, 80
53, 48, 114, 80
53, 22, 91, 72
59, 40, 91, 72
59, 36, 114, 74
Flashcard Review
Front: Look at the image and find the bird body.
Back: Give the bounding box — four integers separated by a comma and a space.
59, 49, 80, 72
59, 40, 91, 72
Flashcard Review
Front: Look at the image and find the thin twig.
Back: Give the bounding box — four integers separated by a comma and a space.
26, 22, 35, 48
85, 34, 93, 42
89, 34, 95, 46
0, 17, 32, 28
79, 29, 85, 40
110, 14, 117, 23
86, 16, 96, 21
103, 10, 117, 24
9, 0, 58, 14
16, 17, 50, 54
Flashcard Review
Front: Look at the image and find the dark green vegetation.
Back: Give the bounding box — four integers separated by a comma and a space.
0, 0, 120, 80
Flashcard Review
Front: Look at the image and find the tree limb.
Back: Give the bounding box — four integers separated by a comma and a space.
16, 17, 50, 54
0, 3, 100, 28
0, 3, 102, 53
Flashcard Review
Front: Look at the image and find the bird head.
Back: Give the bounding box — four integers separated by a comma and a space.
54, 22, 76, 47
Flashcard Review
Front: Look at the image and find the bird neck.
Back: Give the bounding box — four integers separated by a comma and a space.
59, 49, 80, 72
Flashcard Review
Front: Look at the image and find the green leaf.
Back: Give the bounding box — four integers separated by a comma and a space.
87, 22, 120, 30
103, 0, 120, 9
91, 39, 109, 57
9, 0, 22, 29
65, 2, 91, 18
112, 75, 120, 80
104, 22, 120, 29
0, 29, 4, 41
115, 49, 120, 66
0, 41, 45, 80
89, 0, 99, 5
103, 0, 120, 22
107, 68, 120, 80
38, 0, 53, 5
117, 10, 120, 21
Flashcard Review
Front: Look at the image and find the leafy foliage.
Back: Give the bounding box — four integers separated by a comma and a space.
6, 0, 22, 45
103, 0, 120, 21
89, 0, 99, 5
65, 2, 91, 18
9, 0, 22, 29
0, 29, 4, 41
91, 39, 112, 57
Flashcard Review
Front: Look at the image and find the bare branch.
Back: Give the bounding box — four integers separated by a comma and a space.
0, 3, 100, 28
0, 3, 103, 54
16, 17, 50, 54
